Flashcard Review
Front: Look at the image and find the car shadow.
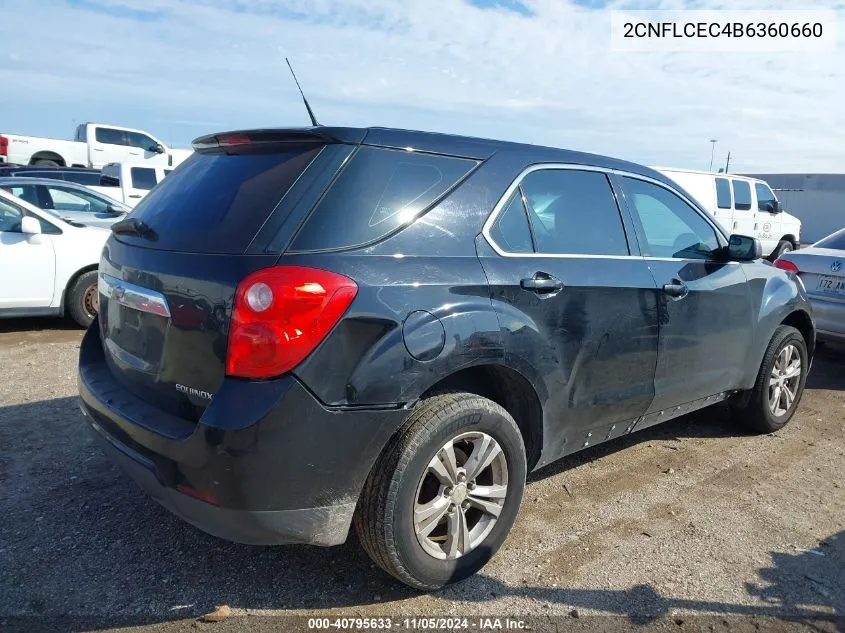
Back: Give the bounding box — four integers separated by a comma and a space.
0, 316, 79, 333
808, 341, 845, 391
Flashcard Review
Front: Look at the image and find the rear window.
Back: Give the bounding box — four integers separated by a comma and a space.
122, 145, 323, 253
290, 146, 477, 252
816, 228, 845, 250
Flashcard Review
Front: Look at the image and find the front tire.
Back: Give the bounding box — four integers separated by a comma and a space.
354, 392, 526, 590
66, 271, 99, 328
731, 325, 808, 433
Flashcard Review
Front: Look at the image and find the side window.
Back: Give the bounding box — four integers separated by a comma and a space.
0, 196, 24, 232
715, 177, 732, 209
3, 184, 39, 207
489, 192, 533, 253
95, 127, 126, 146
290, 146, 477, 252
622, 177, 720, 260
126, 131, 157, 151
46, 186, 109, 213
755, 183, 777, 211
518, 169, 629, 256
131, 167, 158, 190
732, 180, 752, 211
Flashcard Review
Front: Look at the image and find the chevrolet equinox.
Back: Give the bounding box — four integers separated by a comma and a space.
78, 127, 815, 589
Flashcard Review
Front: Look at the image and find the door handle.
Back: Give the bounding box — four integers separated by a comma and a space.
662, 280, 689, 299
520, 274, 563, 294
128, 194, 142, 199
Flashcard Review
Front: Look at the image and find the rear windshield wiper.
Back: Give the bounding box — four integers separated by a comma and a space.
111, 218, 157, 241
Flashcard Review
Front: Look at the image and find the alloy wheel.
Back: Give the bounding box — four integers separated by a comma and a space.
413, 431, 508, 560
768, 343, 801, 417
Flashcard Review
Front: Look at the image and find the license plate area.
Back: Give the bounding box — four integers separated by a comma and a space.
816, 275, 845, 296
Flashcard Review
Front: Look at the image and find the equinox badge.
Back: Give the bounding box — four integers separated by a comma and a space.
176, 384, 213, 400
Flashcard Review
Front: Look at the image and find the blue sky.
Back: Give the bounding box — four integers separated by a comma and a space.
1, 0, 843, 171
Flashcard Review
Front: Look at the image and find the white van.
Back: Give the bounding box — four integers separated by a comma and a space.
92, 163, 172, 207
653, 168, 801, 259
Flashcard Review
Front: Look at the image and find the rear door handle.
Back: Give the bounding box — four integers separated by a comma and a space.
520, 274, 563, 294
662, 280, 689, 299
128, 194, 142, 199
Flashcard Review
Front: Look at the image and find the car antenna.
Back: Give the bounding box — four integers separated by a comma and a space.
283, 55, 320, 127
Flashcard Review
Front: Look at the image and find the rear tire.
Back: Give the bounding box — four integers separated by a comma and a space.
33, 159, 60, 167
354, 392, 526, 590
730, 325, 808, 433
66, 271, 99, 328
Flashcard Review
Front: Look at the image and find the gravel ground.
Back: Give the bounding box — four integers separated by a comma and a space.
0, 318, 843, 632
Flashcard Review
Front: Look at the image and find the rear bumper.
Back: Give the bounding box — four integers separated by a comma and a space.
809, 295, 845, 342
78, 323, 407, 546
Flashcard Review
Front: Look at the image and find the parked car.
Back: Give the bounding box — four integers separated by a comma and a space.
0, 188, 107, 327
0, 177, 129, 229
0, 122, 191, 169
775, 227, 845, 343
99, 162, 171, 207
654, 167, 801, 260
78, 127, 815, 590
0, 164, 103, 187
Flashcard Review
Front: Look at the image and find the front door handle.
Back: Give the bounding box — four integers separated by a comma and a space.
521, 274, 563, 294
662, 280, 689, 299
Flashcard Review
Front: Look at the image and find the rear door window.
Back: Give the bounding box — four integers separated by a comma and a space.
95, 127, 126, 146
715, 177, 732, 209
517, 169, 629, 256
290, 147, 477, 252
732, 180, 752, 211
488, 192, 534, 254
121, 145, 324, 253
130, 167, 158, 190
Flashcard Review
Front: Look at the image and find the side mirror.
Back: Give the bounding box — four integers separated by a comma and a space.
760, 200, 780, 213
149, 143, 165, 154
106, 205, 126, 216
726, 234, 762, 262
20, 216, 42, 235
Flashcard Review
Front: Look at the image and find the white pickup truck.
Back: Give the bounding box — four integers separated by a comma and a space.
0, 122, 192, 170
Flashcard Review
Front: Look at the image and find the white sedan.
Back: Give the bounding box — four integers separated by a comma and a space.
0, 188, 109, 327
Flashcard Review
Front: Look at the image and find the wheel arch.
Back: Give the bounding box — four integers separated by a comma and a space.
29, 151, 67, 167
418, 363, 544, 471
60, 264, 98, 313
781, 309, 815, 359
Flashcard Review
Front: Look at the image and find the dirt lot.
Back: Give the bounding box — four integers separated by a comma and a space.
0, 318, 843, 632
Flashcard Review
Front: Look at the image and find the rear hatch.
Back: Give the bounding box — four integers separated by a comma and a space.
97, 131, 353, 420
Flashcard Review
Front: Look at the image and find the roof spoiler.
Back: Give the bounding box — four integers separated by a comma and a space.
192, 127, 366, 152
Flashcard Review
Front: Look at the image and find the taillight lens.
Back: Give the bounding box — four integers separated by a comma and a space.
226, 266, 358, 378
0, 136, 8, 156
774, 258, 799, 273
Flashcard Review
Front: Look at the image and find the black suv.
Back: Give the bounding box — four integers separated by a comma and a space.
78, 127, 814, 589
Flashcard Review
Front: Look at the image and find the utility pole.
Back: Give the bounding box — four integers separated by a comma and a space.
709, 139, 718, 171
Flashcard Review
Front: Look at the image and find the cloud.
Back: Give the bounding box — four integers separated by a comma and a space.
0, 0, 842, 170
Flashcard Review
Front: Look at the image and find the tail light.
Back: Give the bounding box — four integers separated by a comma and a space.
226, 266, 358, 378
0, 136, 8, 157
774, 258, 799, 273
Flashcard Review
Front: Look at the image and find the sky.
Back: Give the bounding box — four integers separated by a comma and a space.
0, 0, 843, 172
